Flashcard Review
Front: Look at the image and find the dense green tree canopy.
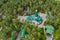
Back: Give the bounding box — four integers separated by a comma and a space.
0, 0, 60, 40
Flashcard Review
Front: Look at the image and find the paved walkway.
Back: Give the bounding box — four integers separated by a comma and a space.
17, 13, 47, 27
16, 33, 20, 40
0, 13, 54, 40
0, 13, 53, 40
0, 27, 2, 32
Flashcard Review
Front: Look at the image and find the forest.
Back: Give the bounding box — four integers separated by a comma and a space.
0, 0, 60, 40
